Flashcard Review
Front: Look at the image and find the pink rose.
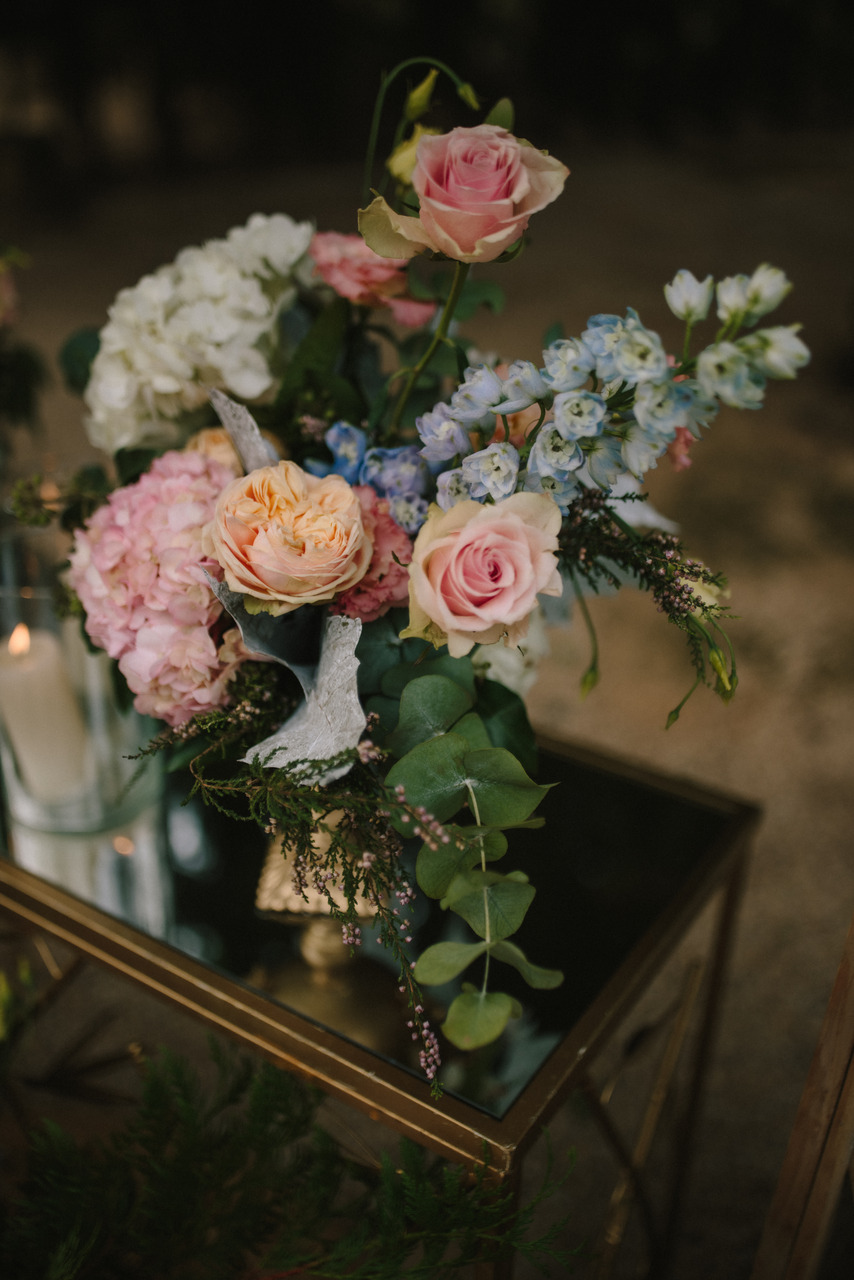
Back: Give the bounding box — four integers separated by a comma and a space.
332, 486, 412, 623
204, 460, 373, 615
310, 232, 435, 328
401, 493, 563, 658
359, 125, 568, 265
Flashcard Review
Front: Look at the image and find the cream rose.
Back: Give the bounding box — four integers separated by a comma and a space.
359, 125, 568, 265
204, 460, 373, 615
401, 493, 562, 657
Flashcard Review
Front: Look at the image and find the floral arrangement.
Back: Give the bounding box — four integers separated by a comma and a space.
18, 59, 809, 1089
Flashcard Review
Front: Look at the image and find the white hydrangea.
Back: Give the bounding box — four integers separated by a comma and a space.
84, 212, 314, 454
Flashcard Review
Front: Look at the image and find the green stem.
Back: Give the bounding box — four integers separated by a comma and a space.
361, 56, 476, 208
682, 320, 694, 366
666, 675, 702, 728
466, 781, 492, 996
387, 260, 470, 435
568, 568, 600, 696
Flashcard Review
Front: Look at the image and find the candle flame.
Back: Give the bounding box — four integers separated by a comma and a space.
8, 623, 30, 657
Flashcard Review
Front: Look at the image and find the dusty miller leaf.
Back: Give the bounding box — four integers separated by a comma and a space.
243, 614, 366, 784
209, 388, 278, 472
208, 578, 323, 697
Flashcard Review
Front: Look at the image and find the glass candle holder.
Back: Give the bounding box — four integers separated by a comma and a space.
0, 516, 169, 935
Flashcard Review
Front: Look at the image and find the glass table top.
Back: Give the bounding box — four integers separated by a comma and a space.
1, 741, 747, 1120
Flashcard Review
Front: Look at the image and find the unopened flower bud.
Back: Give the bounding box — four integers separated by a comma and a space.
664, 269, 714, 323
405, 68, 439, 121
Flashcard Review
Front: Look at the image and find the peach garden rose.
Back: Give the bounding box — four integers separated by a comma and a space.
401, 492, 563, 658
359, 124, 568, 265
204, 460, 373, 615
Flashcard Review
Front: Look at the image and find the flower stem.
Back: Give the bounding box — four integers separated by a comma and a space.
682, 320, 694, 366
387, 260, 470, 436
569, 568, 600, 697
361, 57, 476, 209
466, 781, 492, 996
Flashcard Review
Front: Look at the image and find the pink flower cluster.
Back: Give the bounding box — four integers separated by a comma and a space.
68, 450, 247, 726
310, 232, 435, 328
332, 485, 413, 623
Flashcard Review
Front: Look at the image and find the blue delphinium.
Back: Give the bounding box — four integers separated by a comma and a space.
448, 364, 505, 423
436, 467, 472, 510
619, 417, 677, 478
304, 421, 367, 480
416, 403, 472, 463
631, 380, 694, 435
461, 441, 520, 500
552, 390, 607, 440
580, 314, 625, 382
493, 359, 548, 413
579, 434, 626, 489
360, 445, 430, 498
541, 336, 596, 393
696, 342, 766, 409
738, 325, 810, 379
611, 315, 669, 385
388, 493, 430, 535
522, 459, 581, 513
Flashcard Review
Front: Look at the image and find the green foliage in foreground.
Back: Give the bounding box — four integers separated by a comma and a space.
0, 1041, 578, 1279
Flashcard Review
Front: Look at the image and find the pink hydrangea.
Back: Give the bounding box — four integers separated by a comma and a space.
68, 449, 247, 726
310, 232, 435, 328
332, 485, 412, 623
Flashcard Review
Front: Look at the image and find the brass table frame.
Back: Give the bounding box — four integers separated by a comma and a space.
0, 738, 759, 1277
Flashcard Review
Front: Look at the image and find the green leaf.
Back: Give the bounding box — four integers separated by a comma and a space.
442, 869, 535, 940
275, 297, 364, 421
451, 278, 506, 322
58, 326, 100, 396
385, 733, 470, 826
355, 610, 423, 696
452, 712, 492, 750
415, 826, 507, 898
442, 988, 522, 1050
413, 940, 488, 985
380, 653, 476, 699
386, 741, 549, 830
463, 747, 551, 826
542, 320, 565, 349
484, 97, 515, 130
385, 675, 473, 758
363, 693, 402, 740
490, 940, 564, 990
114, 447, 160, 486
475, 679, 538, 775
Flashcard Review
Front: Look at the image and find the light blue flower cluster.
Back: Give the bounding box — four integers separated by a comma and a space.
306, 423, 430, 534
413, 264, 809, 514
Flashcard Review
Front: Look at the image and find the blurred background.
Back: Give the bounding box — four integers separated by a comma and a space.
3, 0, 854, 191
1, 3, 853, 1276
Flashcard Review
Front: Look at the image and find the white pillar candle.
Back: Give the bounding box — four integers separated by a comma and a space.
0, 624, 91, 804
